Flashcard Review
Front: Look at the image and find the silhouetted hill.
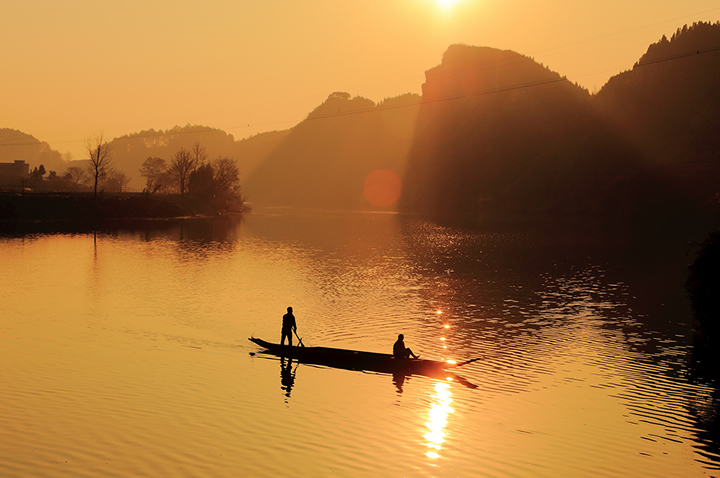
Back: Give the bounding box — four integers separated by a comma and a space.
0, 129, 66, 173
111, 125, 290, 189
596, 21, 720, 210
400, 27, 720, 223
400, 45, 658, 219
243, 92, 420, 209
0, 126, 289, 192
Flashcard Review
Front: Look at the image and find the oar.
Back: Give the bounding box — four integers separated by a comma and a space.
294, 330, 305, 348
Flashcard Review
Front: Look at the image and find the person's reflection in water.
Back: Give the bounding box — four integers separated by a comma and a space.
392, 372, 409, 394
280, 357, 296, 400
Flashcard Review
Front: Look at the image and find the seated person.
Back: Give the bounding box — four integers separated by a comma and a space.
393, 334, 418, 359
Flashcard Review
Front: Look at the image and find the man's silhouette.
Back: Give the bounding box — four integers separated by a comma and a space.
281, 306, 297, 346
393, 334, 418, 359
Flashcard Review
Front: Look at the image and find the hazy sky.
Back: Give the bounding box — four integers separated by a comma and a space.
2, 0, 718, 160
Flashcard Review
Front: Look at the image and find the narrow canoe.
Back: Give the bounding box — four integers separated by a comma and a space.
248, 337, 460, 378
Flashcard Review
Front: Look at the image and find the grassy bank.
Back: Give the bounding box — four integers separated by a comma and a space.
0, 192, 239, 222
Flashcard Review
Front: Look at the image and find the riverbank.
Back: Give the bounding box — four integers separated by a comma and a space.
0, 191, 247, 222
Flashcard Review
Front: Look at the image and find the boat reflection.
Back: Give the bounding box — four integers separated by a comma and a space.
424, 382, 454, 459
280, 357, 297, 399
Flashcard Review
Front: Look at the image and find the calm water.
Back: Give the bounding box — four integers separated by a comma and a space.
1, 210, 718, 477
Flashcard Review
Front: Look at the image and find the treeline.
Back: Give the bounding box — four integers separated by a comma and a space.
0, 126, 282, 196
138, 142, 246, 212
0, 136, 247, 220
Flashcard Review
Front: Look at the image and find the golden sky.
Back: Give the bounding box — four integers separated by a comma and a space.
2, 0, 718, 160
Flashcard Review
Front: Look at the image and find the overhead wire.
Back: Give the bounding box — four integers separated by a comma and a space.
2, 43, 718, 148
1, 17, 719, 149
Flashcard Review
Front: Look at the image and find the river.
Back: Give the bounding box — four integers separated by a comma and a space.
0, 209, 717, 477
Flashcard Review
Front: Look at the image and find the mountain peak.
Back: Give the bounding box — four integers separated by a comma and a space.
422, 45, 569, 101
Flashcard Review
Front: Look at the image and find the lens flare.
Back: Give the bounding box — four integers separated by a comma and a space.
363, 169, 401, 207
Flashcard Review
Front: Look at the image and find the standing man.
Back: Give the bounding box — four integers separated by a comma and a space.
281, 306, 297, 346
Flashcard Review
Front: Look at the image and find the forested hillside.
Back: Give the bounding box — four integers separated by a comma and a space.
243, 92, 420, 209
400, 22, 720, 222
0, 129, 66, 174
595, 21, 720, 211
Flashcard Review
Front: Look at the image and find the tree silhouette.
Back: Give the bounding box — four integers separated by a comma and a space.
86, 134, 113, 197
170, 148, 196, 196
211, 156, 240, 192
64, 166, 87, 190
139, 156, 168, 191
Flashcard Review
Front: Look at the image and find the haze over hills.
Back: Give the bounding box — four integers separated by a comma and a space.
594, 22, 720, 212
0, 130, 67, 173
2, 21, 718, 222
243, 92, 420, 209
401, 21, 720, 221
110, 126, 289, 189
401, 45, 613, 217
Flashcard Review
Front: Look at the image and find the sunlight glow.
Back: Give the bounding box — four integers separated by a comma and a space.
424, 382, 454, 460
434, 0, 463, 11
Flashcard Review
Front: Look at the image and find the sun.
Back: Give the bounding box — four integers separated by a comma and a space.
434, 0, 463, 11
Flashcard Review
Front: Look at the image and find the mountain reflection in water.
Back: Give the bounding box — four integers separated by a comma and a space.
0, 210, 718, 476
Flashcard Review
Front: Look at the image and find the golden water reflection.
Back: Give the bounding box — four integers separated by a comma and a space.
424, 382, 454, 459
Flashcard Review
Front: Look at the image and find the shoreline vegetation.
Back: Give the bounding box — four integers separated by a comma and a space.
688, 231, 720, 334
0, 191, 250, 223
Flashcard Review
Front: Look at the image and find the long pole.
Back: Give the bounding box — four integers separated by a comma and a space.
294, 330, 305, 347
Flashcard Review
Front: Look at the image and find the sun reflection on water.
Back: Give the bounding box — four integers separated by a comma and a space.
424, 382, 454, 459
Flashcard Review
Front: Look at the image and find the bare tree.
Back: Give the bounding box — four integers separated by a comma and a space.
170, 148, 195, 195
86, 134, 113, 197
211, 156, 240, 192
191, 142, 208, 166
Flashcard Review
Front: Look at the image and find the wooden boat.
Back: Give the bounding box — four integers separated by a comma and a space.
248, 337, 478, 388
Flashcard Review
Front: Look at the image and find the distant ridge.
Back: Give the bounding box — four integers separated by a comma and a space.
0, 129, 65, 174
242, 92, 420, 209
